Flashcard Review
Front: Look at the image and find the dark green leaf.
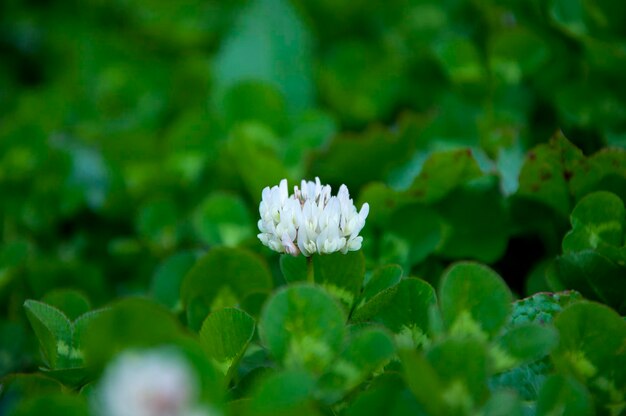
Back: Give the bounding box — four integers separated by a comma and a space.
313, 251, 365, 309
199, 307, 255, 379
536, 375, 593, 416
181, 247, 272, 330
439, 262, 512, 338
279, 254, 308, 284
258, 284, 346, 374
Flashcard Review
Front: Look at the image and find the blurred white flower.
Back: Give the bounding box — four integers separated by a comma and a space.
257, 178, 369, 256
96, 348, 210, 416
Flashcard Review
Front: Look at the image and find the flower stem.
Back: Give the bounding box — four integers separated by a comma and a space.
306, 256, 315, 284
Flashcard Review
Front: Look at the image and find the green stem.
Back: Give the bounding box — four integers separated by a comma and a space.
306, 256, 315, 284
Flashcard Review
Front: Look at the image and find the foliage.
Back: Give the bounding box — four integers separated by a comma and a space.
1, 0, 625, 415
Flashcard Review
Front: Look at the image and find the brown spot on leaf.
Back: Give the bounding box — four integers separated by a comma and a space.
563, 169, 573, 181
528, 152, 536, 161
531, 184, 540, 192
540, 171, 552, 181
412, 189, 425, 198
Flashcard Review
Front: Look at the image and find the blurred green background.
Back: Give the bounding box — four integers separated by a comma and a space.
1, 0, 626, 370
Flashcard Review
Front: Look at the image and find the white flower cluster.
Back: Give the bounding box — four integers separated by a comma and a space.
96, 349, 211, 416
258, 178, 369, 256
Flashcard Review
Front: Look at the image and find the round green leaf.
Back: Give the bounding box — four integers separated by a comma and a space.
313, 251, 365, 309
439, 262, 512, 338
423, 338, 490, 413
317, 327, 395, 403
374, 278, 437, 347
258, 284, 346, 374
41, 289, 91, 322
192, 192, 253, 247
279, 254, 308, 284
150, 251, 197, 310
536, 375, 593, 416
199, 307, 255, 378
181, 247, 272, 330
247, 369, 317, 416
562, 191, 625, 252
497, 323, 559, 367
552, 302, 626, 388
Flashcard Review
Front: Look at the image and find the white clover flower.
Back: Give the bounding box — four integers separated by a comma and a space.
95, 348, 211, 416
257, 178, 369, 256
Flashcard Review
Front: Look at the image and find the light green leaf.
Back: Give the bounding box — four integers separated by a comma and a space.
496, 323, 559, 370
317, 327, 395, 403
536, 375, 593, 416
258, 284, 346, 374
279, 254, 308, 284
150, 251, 197, 311
199, 307, 255, 379
192, 192, 253, 247
41, 289, 91, 321
439, 262, 512, 338
213, 0, 313, 112
313, 251, 365, 309
406, 148, 482, 204
24, 300, 72, 369
181, 247, 272, 330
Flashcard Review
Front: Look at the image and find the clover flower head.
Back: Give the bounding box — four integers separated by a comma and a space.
95, 348, 209, 416
257, 178, 369, 256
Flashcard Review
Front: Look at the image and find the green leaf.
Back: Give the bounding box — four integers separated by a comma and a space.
313, 251, 365, 309
23, 300, 72, 369
556, 250, 626, 312
317, 327, 395, 403
563, 191, 625, 252
192, 192, 253, 247
549, 0, 585, 35
406, 148, 482, 204
247, 369, 318, 416
8, 393, 90, 416
181, 247, 272, 330
373, 278, 437, 348
536, 375, 593, 416
491, 291, 582, 401
435, 176, 509, 263
258, 284, 346, 374
552, 302, 626, 389
82, 298, 186, 368
213, 0, 313, 112
221, 81, 288, 133
0, 321, 26, 376
496, 323, 559, 370
199, 307, 255, 379
345, 373, 422, 416
359, 264, 403, 305
385, 204, 444, 266
136, 198, 179, 249
482, 390, 524, 416
516, 134, 583, 218
40, 289, 91, 321
488, 27, 550, 84
150, 251, 197, 311
400, 348, 446, 416
433, 35, 486, 85
570, 149, 626, 203
227, 123, 292, 201
279, 254, 308, 284
439, 262, 512, 338
310, 118, 421, 191
318, 41, 407, 126
427, 338, 490, 412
